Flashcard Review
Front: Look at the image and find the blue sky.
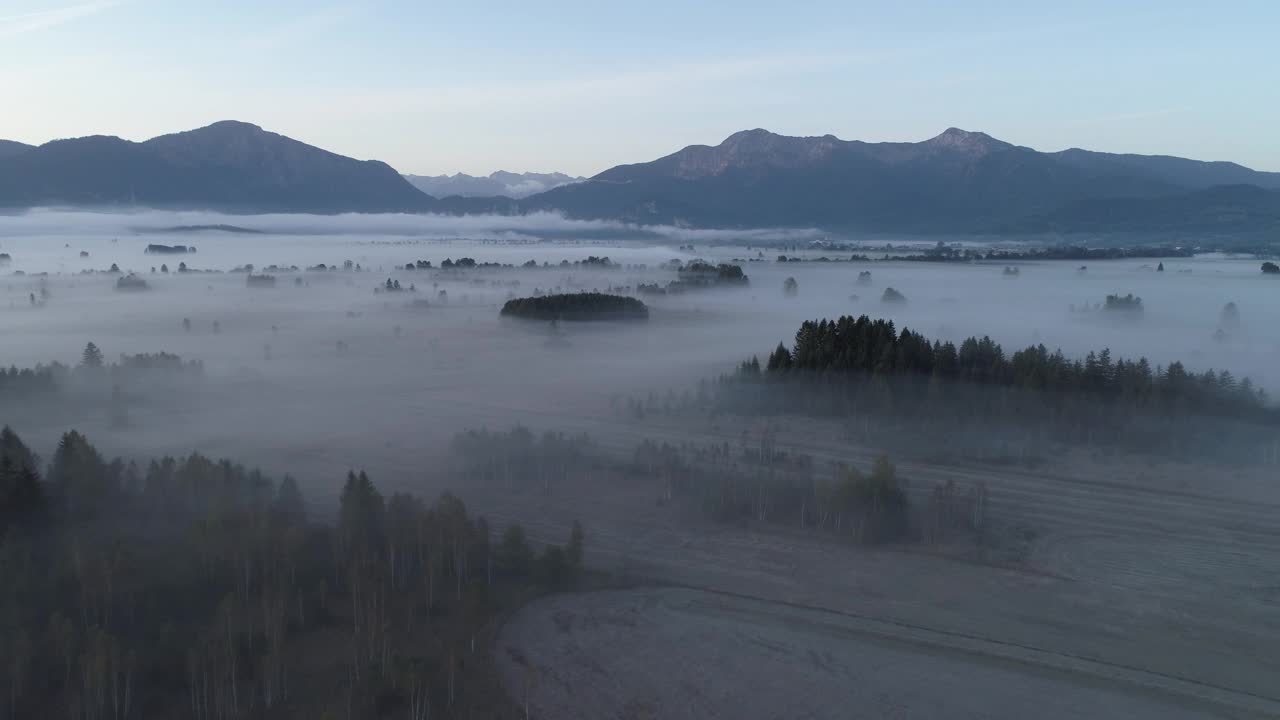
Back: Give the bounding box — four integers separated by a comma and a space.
2, 0, 1276, 176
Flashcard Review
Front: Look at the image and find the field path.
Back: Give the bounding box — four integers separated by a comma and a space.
500, 587, 1272, 719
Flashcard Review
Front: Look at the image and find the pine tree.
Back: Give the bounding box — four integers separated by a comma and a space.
339, 470, 384, 561
272, 475, 306, 525
80, 342, 104, 369
49, 430, 112, 519
5, 464, 48, 528
0, 426, 37, 472
766, 343, 792, 372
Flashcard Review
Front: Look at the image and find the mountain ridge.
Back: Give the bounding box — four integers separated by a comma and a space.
2, 122, 1278, 234
0, 121, 431, 213
0, 139, 33, 159
527, 127, 1280, 231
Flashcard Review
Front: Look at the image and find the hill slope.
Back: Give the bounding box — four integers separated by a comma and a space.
0, 140, 33, 159
0, 121, 432, 213
1013, 183, 1280, 234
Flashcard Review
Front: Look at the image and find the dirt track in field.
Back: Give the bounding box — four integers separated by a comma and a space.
500, 587, 1254, 720
469, 412, 1280, 719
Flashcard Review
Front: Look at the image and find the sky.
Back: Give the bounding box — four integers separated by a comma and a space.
1, 0, 1277, 177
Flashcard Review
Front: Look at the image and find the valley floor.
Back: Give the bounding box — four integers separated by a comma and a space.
465, 416, 1280, 720
34, 388, 1280, 719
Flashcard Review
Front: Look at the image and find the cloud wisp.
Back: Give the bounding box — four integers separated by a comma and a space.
0, 1, 120, 39
314, 47, 917, 115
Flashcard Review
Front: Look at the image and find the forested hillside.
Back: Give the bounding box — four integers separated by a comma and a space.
0, 427, 584, 719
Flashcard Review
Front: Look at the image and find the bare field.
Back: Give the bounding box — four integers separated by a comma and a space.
475, 414, 1280, 718
500, 587, 1247, 720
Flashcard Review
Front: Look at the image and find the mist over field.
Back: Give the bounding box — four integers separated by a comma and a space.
11, 3, 1280, 715
0, 207, 827, 244
5, 208, 1280, 719
2, 209, 1277, 482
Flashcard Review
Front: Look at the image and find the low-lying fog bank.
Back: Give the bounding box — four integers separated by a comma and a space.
1, 209, 1277, 493
4, 210, 1280, 719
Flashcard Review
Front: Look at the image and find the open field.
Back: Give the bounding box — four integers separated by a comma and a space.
13, 322, 1280, 717
476, 431, 1280, 717
500, 587, 1251, 719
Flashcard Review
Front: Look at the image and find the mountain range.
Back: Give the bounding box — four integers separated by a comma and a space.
1, 121, 1277, 234
524, 128, 1280, 232
404, 171, 583, 199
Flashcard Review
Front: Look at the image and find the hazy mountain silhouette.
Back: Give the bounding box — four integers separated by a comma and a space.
0, 121, 431, 212
1011, 183, 1280, 234
1, 122, 1276, 233
0, 140, 34, 159
404, 171, 583, 198
525, 127, 1280, 232
1048, 148, 1280, 191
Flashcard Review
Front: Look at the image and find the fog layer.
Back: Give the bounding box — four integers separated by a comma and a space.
1, 210, 1276, 494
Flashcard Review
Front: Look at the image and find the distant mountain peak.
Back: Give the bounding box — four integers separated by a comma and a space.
402, 170, 584, 198
925, 127, 1012, 154
0, 120, 428, 212
721, 128, 776, 143
158, 121, 271, 146
147, 120, 280, 151
654, 129, 842, 179
201, 120, 265, 132
718, 128, 839, 148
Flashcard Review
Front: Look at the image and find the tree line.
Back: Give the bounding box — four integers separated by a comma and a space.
450, 427, 596, 495
0, 426, 583, 719
449, 423, 986, 547
728, 315, 1277, 461
0, 343, 203, 405
632, 436, 984, 545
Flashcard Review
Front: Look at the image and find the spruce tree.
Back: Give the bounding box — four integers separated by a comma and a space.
80, 342, 104, 369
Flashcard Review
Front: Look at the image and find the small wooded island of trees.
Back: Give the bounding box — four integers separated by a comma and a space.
1103, 293, 1143, 313
676, 261, 749, 287
728, 314, 1276, 460
500, 293, 649, 322
115, 274, 150, 291
245, 273, 277, 288
880, 287, 907, 304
